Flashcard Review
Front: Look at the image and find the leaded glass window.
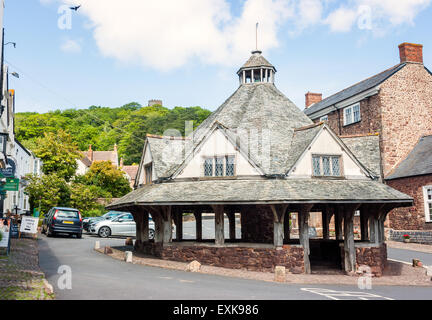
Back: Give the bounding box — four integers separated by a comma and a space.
332, 156, 340, 176
226, 156, 235, 176
322, 157, 331, 176
204, 158, 213, 176
313, 156, 321, 176
312, 155, 342, 177
215, 157, 224, 176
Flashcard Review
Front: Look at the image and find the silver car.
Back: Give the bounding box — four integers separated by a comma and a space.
90, 213, 155, 239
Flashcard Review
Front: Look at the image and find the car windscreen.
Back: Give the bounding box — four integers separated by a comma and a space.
57, 210, 79, 219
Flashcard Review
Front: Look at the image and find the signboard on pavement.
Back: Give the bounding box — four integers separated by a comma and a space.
0, 219, 11, 253
19, 216, 39, 234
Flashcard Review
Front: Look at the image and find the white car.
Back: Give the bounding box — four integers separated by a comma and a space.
90, 213, 155, 239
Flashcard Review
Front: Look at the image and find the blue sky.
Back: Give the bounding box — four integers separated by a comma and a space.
3, 0, 432, 114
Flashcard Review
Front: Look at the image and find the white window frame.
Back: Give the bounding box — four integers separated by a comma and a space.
423, 186, 432, 223
320, 115, 329, 122
343, 103, 361, 126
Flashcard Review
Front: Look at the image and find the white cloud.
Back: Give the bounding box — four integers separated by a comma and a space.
325, 7, 358, 32
46, 0, 431, 70
60, 39, 82, 53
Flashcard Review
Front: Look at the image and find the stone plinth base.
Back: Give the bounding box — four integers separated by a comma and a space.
135, 241, 304, 273
355, 243, 387, 277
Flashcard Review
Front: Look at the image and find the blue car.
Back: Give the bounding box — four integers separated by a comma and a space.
42, 207, 83, 238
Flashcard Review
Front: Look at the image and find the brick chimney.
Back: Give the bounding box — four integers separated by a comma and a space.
399, 43, 423, 64
88, 145, 93, 161
305, 92, 322, 108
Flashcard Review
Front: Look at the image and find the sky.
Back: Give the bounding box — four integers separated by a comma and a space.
3, 0, 432, 114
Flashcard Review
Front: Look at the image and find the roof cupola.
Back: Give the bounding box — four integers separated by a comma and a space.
237, 50, 276, 85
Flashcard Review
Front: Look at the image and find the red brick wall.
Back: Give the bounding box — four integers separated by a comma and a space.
313, 94, 382, 136
387, 175, 432, 230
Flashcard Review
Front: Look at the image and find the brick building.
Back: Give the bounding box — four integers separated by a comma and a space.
304, 43, 432, 242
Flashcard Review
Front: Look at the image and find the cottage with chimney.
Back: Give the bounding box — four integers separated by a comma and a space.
107, 50, 412, 276
76, 144, 119, 175
304, 43, 432, 243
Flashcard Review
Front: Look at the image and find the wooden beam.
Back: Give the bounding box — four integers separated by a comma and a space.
175, 210, 183, 241
322, 206, 331, 240
227, 212, 236, 240
299, 204, 313, 274
270, 204, 288, 248
284, 211, 290, 241
161, 206, 173, 243
212, 205, 225, 246
193, 211, 202, 241
360, 209, 369, 241
335, 207, 343, 241
343, 204, 360, 273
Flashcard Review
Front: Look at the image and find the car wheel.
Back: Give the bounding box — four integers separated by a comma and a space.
46, 227, 52, 237
77, 232, 82, 239
98, 226, 111, 238
149, 229, 155, 240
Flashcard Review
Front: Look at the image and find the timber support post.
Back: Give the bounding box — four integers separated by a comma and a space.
322, 206, 332, 240
193, 211, 202, 241
270, 204, 288, 248
335, 207, 343, 241
299, 204, 313, 274
175, 210, 183, 241
360, 208, 369, 241
284, 211, 291, 242
227, 212, 236, 240
212, 205, 225, 245
343, 204, 361, 273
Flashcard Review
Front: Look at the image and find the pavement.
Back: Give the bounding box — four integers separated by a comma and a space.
38, 233, 432, 300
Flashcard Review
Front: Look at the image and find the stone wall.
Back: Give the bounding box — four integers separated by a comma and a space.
135, 241, 305, 273
379, 63, 432, 177
390, 230, 432, 244
387, 175, 432, 231
355, 244, 387, 277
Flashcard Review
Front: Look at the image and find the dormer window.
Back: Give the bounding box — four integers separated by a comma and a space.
313, 155, 342, 177
203, 156, 236, 177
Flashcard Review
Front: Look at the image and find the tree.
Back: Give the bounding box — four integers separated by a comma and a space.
33, 130, 81, 181
82, 161, 132, 198
69, 183, 109, 217
25, 173, 71, 215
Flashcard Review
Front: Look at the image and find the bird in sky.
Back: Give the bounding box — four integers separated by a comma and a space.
70, 5, 81, 11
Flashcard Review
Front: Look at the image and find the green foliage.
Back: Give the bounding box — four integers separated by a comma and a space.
25, 173, 71, 215
81, 161, 132, 198
16, 102, 211, 165
32, 130, 81, 181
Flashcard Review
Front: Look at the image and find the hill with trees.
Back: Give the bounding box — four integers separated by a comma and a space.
16, 102, 212, 165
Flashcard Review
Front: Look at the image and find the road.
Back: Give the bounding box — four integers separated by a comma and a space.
38, 234, 432, 300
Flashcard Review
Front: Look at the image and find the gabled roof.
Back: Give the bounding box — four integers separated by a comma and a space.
122, 165, 139, 180
304, 63, 407, 116
285, 123, 376, 179
341, 134, 381, 178
386, 135, 432, 180
190, 83, 313, 175
92, 151, 118, 165
145, 135, 187, 179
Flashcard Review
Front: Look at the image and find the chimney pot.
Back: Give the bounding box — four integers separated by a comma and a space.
305, 92, 322, 108
399, 42, 423, 64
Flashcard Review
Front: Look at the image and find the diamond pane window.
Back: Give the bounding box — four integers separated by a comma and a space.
215, 157, 224, 176
204, 158, 213, 177
331, 156, 340, 176
226, 156, 235, 176
313, 156, 321, 176
322, 157, 331, 176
